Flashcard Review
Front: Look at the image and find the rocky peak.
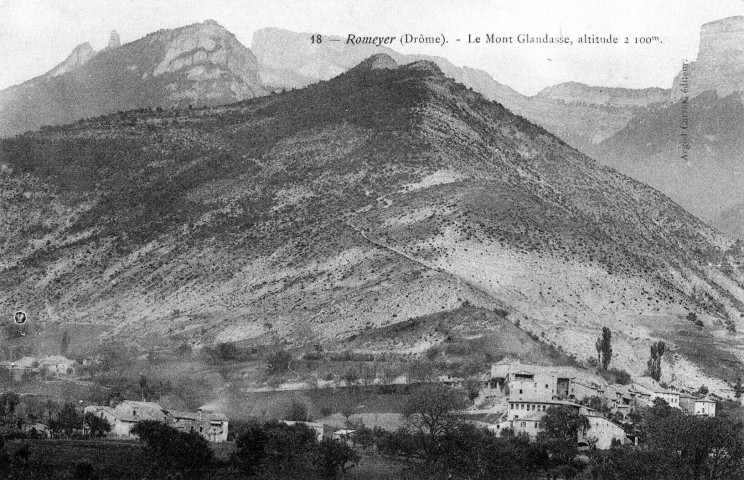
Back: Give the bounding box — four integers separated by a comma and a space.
108, 30, 121, 50
353, 53, 398, 71
149, 19, 261, 87
46, 42, 96, 78
672, 16, 744, 101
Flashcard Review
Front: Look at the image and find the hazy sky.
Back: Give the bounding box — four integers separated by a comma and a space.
0, 0, 742, 95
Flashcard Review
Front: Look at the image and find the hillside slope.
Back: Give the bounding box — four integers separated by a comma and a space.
2, 55, 744, 393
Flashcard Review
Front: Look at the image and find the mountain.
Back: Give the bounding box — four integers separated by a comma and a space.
0, 20, 265, 137
512, 82, 669, 154
596, 16, 744, 229
2, 54, 744, 393
250, 28, 668, 154
251, 28, 527, 107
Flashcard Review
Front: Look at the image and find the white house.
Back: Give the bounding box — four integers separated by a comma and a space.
693, 398, 716, 417
488, 398, 627, 449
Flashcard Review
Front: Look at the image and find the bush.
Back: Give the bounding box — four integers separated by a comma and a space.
286, 400, 309, 421
313, 438, 359, 477
266, 350, 292, 374
233, 420, 317, 477
131, 420, 213, 477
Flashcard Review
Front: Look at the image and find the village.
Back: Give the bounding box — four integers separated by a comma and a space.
0, 352, 719, 450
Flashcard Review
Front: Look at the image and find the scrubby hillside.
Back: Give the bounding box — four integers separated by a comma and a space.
2, 54, 744, 393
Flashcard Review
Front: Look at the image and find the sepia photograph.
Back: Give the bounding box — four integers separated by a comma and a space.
1, 0, 744, 478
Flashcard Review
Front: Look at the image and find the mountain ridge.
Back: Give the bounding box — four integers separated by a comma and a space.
2, 56, 744, 393
0, 20, 265, 137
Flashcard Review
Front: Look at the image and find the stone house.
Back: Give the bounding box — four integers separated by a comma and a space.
38, 356, 78, 377
488, 361, 582, 401
166, 409, 229, 442
0, 357, 40, 381
85, 401, 229, 442
85, 400, 167, 438
679, 395, 716, 417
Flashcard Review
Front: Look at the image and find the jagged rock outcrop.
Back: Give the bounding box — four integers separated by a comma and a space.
108, 30, 121, 50
671, 16, 744, 101
45, 42, 96, 78
0, 20, 265, 137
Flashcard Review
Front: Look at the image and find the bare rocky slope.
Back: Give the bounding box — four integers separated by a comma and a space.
2, 55, 744, 394
0, 20, 265, 137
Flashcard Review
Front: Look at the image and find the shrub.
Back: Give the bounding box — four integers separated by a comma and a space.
131, 420, 213, 477
266, 350, 292, 375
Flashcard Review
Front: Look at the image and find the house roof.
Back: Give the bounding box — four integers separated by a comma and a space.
167, 410, 198, 420
39, 355, 77, 366
508, 397, 582, 407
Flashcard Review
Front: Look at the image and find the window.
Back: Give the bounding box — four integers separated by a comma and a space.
545, 384, 549, 388
520, 422, 526, 428
519, 389, 523, 394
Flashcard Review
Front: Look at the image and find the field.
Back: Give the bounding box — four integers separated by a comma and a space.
3, 438, 401, 479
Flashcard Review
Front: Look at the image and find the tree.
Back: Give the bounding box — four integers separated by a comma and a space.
538, 406, 590, 476
266, 349, 292, 375
84, 412, 112, 437
0, 436, 9, 477
647, 341, 667, 381
233, 420, 317, 477
312, 438, 359, 477
0, 392, 20, 425
595, 327, 613, 371
359, 363, 378, 387
60, 331, 70, 356
600, 327, 613, 370
342, 366, 360, 388
56, 402, 82, 437
139, 374, 148, 402
463, 377, 483, 404
406, 359, 435, 384
402, 384, 469, 463
286, 399, 309, 421
131, 420, 213, 477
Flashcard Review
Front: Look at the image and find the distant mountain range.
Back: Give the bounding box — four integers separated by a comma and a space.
2, 53, 744, 392
0, 21, 265, 137
594, 16, 744, 239
3, 19, 743, 242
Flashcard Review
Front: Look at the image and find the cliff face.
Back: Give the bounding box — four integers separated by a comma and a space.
0, 20, 265, 137
596, 16, 744, 230
672, 16, 744, 101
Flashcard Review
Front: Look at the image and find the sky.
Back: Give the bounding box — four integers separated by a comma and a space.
0, 0, 742, 95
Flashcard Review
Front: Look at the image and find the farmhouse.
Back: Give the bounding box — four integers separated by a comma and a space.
166, 409, 229, 442
85, 400, 167, 438
488, 398, 627, 449
488, 361, 583, 400
38, 355, 78, 377
85, 400, 229, 442
0, 357, 40, 381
